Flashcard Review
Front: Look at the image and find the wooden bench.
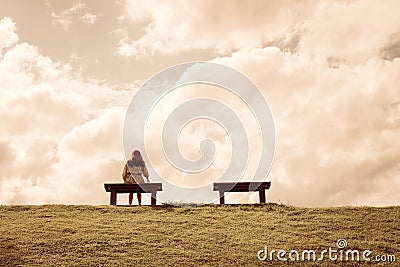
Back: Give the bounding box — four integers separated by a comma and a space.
213, 182, 271, 204
104, 183, 163, 206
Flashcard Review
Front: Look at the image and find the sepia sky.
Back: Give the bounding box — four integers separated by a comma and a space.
1, 0, 400, 206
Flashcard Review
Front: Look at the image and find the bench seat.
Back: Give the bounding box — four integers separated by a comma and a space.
213, 182, 271, 204
104, 183, 163, 206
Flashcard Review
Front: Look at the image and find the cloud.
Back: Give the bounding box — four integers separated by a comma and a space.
0, 141, 15, 180
118, 0, 313, 57
51, 2, 86, 31
0, 17, 129, 204
81, 13, 97, 26
213, 47, 400, 206
0, 17, 18, 52
0, 107, 126, 205
119, 0, 400, 63
380, 33, 400, 60
298, 0, 400, 63
51, 2, 99, 31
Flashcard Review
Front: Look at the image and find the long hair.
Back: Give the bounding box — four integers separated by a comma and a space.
129, 150, 145, 167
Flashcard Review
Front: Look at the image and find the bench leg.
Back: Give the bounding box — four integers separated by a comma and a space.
259, 188, 266, 204
110, 190, 117, 205
219, 190, 225, 204
151, 191, 157, 207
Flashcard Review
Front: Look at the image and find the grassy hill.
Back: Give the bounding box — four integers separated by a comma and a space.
0, 204, 398, 266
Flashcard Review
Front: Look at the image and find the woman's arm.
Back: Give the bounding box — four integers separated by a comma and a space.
122, 163, 128, 182
142, 163, 150, 183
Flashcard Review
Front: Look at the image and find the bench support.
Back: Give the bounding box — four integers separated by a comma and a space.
213, 182, 271, 204
259, 188, 266, 203
218, 189, 266, 204
219, 190, 225, 205
151, 191, 157, 206
110, 190, 117, 205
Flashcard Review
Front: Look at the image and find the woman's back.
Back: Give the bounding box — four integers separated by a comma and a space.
122, 154, 149, 184
122, 150, 150, 206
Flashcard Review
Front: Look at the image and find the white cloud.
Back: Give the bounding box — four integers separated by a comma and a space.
119, 0, 400, 64
51, 2, 86, 31
81, 13, 97, 25
0, 17, 130, 204
118, 0, 312, 57
298, 0, 400, 63
51, 2, 99, 31
0, 17, 18, 52
213, 48, 400, 206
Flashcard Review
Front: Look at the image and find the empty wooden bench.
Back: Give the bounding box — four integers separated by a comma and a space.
213, 182, 271, 204
104, 183, 163, 206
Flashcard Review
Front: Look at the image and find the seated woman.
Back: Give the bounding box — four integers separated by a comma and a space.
122, 150, 150, 206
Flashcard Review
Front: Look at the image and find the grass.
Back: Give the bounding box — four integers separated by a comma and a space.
0, 204, 399, 266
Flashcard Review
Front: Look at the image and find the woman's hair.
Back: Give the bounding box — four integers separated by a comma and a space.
130, 150, 145, 167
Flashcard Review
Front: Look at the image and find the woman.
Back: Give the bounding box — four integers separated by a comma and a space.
122, 150, 150, 206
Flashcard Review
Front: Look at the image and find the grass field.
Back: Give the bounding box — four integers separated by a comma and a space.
0, 204, 398, 266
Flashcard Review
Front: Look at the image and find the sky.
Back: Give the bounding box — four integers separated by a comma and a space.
0, 0, 400, 206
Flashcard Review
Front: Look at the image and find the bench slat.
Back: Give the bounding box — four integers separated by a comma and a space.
213, 182, 271, 191
104, 183, 162, 193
